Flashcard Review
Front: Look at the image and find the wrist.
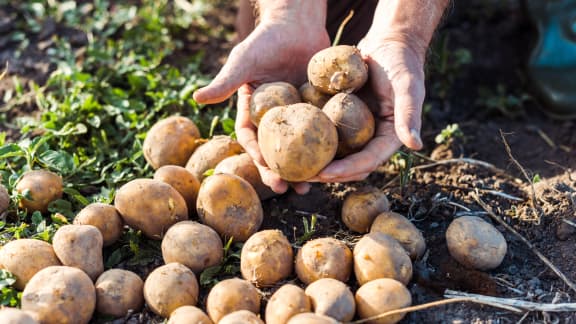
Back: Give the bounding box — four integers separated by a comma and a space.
257, 0, 327, 27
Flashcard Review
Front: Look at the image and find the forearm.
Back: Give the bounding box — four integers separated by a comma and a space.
256, 0, 327, 25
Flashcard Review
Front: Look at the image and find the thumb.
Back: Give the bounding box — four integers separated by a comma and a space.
393, 76, 425, 150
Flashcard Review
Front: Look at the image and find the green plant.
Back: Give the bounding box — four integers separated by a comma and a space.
427, 35, 472, 99
475, 84, 531, 118
295, 214, 318, 246
199, 238, 243, 288
389, 151, 415, 191
0, 269, 20, 307
435, 123, 464, 145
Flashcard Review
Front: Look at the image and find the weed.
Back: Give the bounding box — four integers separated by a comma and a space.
295, 214, 318, 246
0, 269, 20, 307
435, 123, 464, 145
475, 84, 531, 118
427, 34, 472, 99
390, 151, 415, 192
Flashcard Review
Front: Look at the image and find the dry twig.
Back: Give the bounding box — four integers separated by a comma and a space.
445, 290, 576, 312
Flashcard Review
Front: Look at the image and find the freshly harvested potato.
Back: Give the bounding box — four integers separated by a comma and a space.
95, 269, 144, 317
154, 165, 201, 214
0, 308, 39, 324
355, 278, 412, 324
219, 310, 264, 324
0, 238, 61, 289
197, 173, 263, 242
265, 284, 311, 324
205, 278, 261, 323
0, 183, 9, 214
446, 216, 508, 270
114, 178, 188, 240
299, 82, 331, 108
342, 186, 390, 233
143, 263, 199, 318
295, 237, 352, 284
286, 313, 339, 324
353, 232, 412, 285
22, 266, 96, 324
250, 82, 301, 126
304, 278, 355, 322
240, 229, 293, 286
168, 306, 213, 324
307, 45, 368, 94
258, 103, 338, 182
143, 115, 202, 169
214, 153, 276, 200
73, 203, 124, 247
370, 211, 426, 260
161, 221, 223, 273
16, 169, 63, 213
185, 135, 244, 181
52, 224, 104, 281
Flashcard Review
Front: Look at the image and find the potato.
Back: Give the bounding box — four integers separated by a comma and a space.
304, 278, 355, 322
52, 224, 104, 281
299, 82, 331, 108
307, 45, 368, 94
114, 178, 188, 240
265, 284, 311, 324
22, 266, 96, 324
197, 173, 263, 242
250, 82, 301, 127
219, 310, 264, 324
322, 93, 375, 157
370, 211, 426, 260
240, 229, 293, 286
355, 278, 412, 324
0, 238, 61, 289
73, 203, 124, 247
143, 263, 199, 318
154, 165, 201, 214
95, 269, 144, 317
0, 308, 39, 324
353, 232, 412, 285
205, 278, 261, 323
214, 153, 276, 200
446, 216, 507, 270
341, 186, 390, 233
185, 135, 244, 181
161, 221, 223, 273
286, 313, 339, 324
295, 237, 352, 285
258, 103, 338, 182
143, 115, 202, 169
16, 170, 63, 213
168, 306, 213, 324
0, 183, 9, 214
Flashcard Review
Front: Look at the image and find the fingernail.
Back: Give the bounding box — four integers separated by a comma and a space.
410, 128, 423, 149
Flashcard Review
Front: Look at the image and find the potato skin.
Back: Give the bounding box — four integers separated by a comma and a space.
168, 306, 213, 324
370, 211, 426, 260
250, 82, 301, 127
95, 269, 144, 317
446, 216, 507, 270
185, 135, 244, 181
295, 237, 352, 285
240, 230, 293, 286
219, 310, 264, 324
299, 82, 331, 108
286, 313, 339, 324
0, 308, 39, 324
258, 103, 338, 182
355, 278, 412, 324
205, 278, 261, 323
16, 170, 63, 213
52, 224, 104, 281
265, 284, 311, 324
342, 187, 390, 233
0, 184, 9, 214
154, 165, 201, 214
73, 203, 124, 247
307, 45, 368, 94
214, 153, 276, 200
304, 278, 356, 322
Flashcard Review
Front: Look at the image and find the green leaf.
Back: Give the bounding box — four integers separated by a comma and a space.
38, 150, 75, 174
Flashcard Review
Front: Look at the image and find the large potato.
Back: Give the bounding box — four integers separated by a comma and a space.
0, 308, 39, 324
168, 306, 213, 324
355, 278, 412, 324
258, 103, 338, 182
95, 269, 144, 317
185, 135, 244, 181
214, 153, 276, 200
52, 224, 104, 281
0, 183, 9, 214
307, 45, 368, 94
16, 170, 63, 213
341, 186, 390, 233
73, 203, 124, 247
295, 237, 352, 285
153, 165, 201, 215
114, 178, 188, 240
305, 278, 355, 322
370, 211, 426, 260
286, 313, 339, 324
299, 82, 331, 108
265, 284, 311, 324
250, 82, 301, 126
446, 216, 507, 270
205, 278, 261, 323
197, 173, 263, 242
219, 310, 264, 324
240, 229, 293, 286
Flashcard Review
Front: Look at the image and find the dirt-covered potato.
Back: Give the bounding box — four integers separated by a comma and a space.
197, 173, 263, 242
73, 203, 124, 247
143, 115, 202, 169
258, 103, 338, 182
185, 135, 244, 181
219, 310, 264, 324
143, 263, 199, 318
16, 169, 63, 213
0, 238, 61, 289
299, 82, 331, 108
286, 313, 339, 324
240, 229, 293, 286
307, 45, 368, 95
355, 278, 412, 324
52, 224, 104, 281
168, 306, 213, 324
304, 278, 355, 322
153, 165, 201, 214
370, 211, 426, 260
322, 93, 375, 156
95, 269, 144, 317
0, 308, 39, 324
341, 186, 390, 233
250, 81, 301, 127
0, 183, 9, 214
214, 153, 276, 200
353, 232, 412, 285
446, 216, 508, 270
161, 221, 223, 273
205, 278, 261, 323
265, 284, 311, 324
295, 237, 352, 285
114, 178, 188, 240
22, 266, 96, 324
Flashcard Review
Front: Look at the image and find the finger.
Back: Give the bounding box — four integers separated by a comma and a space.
392, 74, 425, 150
235, 85, 266, 166
253, 159, 289, 194
290, 182, 311, 195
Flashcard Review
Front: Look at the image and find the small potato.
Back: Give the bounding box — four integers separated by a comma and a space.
143, 263, 199, 318
219, 310, 264, 324
205, 278, 261, 323
197, 173, 263, 242
250, 82, 301, 127
95, 269, 144, 317
0, 308, 39, 324
52, 224, 104, 281
185, 135, 244, 181
240, 230, 293, 286
214, 153, 276, 200
299, 82, 331, 108
353, 232, 412, 285
162, 221, 223, 273
143, 115, 202, 169
22, 266, 96, 324
305, 278, 355, 322
307, 45, 368, 94
355, 278, 412, 324
295, 237, 352, 285
446, 216, 507, 270
73, 203, 124, 247
342, 187, 390, 233
0, 238, 61, 289
154, 165, 201, 214
287, 313, 339, 324
168, 306, 213, 324
370, 211, 426, 260
265, 284, 311, 324
0, 183, 9, 214
16, 170, 63, 213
